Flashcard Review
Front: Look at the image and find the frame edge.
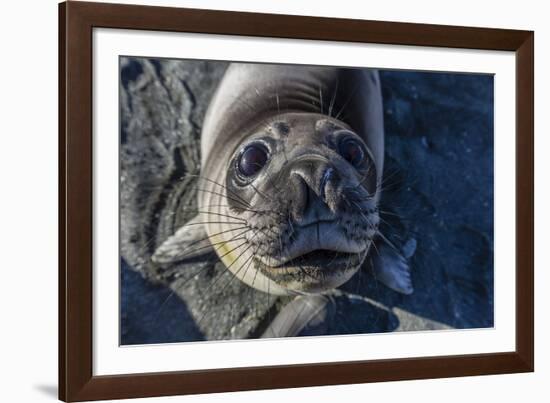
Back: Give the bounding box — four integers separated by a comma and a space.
515, 31, 534, 372
60, 1, 95, 401
72, 0, 530, 50
58, 1, 67, 401
59, 1, 535, 401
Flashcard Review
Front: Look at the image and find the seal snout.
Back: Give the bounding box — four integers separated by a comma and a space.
288, 155, 341, 223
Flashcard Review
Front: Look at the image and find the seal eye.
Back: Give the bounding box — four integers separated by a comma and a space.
339, 138, 365, 167
237, 144, 269, 177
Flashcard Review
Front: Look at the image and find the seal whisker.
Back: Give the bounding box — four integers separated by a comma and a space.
369, 236, 382, 258
152, 288, 177, 322
328, 79, 339, 118
350, 199, 378, 223
195, 187, 251, 209
378, 209, 404, 219
374, 168, 404, 192
155, 233, 256, 326
197, 242, 253, 300
334, 85, 359, 121
372, 212, 399, 233
154, 225, 251, 263
354, 258, 364, 295
266, 271, 273, 336
195, 239, 261, 328
251, 258, 261, 290
249, 182, 274, 203
178, 209, 248, 223
193, 181, 252, 207
277, 228, 284, 261
178, 220, 245, 227
151, 226, 250, 264
217, 232, 265, 298
248, 240, 270, 334
239, 242, 262, 284
217, 239, 250, 261
199, 203, 285, 217
134, 234, 163, 257
183, 173, 252, 207
173, 233, 250, 262
217, 253, 255, 296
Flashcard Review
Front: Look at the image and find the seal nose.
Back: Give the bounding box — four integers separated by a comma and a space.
288, 156, 340, 222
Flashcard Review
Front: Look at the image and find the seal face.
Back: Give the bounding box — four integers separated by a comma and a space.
224, 113, 380, 293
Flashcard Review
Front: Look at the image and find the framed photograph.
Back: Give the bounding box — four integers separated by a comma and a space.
59, 1, 534, 401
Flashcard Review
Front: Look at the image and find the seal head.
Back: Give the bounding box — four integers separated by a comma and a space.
152, 63, 407, 298
225, 113, 379, 293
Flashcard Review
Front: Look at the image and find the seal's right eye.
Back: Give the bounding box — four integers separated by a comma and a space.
237, 144, 269, 178
338, 137, 366, 168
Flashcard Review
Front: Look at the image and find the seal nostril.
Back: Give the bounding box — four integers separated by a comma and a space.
289, 173, 309, 221
319, 167, 334, 202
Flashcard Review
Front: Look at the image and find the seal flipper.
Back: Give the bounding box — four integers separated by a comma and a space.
370, 240, 414, 295
261, 295, 330, 338
152, 215, 215, 264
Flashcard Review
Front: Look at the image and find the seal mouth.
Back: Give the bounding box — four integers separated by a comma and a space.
272, 249, 357, 269
255, 248, 366, 293
256, 220, 368, 267
249, 216, 374, 293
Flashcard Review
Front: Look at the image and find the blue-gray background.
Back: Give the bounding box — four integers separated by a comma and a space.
120, 59, 493, 344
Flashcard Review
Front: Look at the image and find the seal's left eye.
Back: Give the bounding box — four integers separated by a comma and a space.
237, 144, 269, 177
339, 138, 365, 167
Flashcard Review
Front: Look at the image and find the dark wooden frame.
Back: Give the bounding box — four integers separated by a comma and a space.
59, 1, 534, 401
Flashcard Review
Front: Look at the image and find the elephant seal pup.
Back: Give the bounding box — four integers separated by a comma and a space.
153, 63, 413, 333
